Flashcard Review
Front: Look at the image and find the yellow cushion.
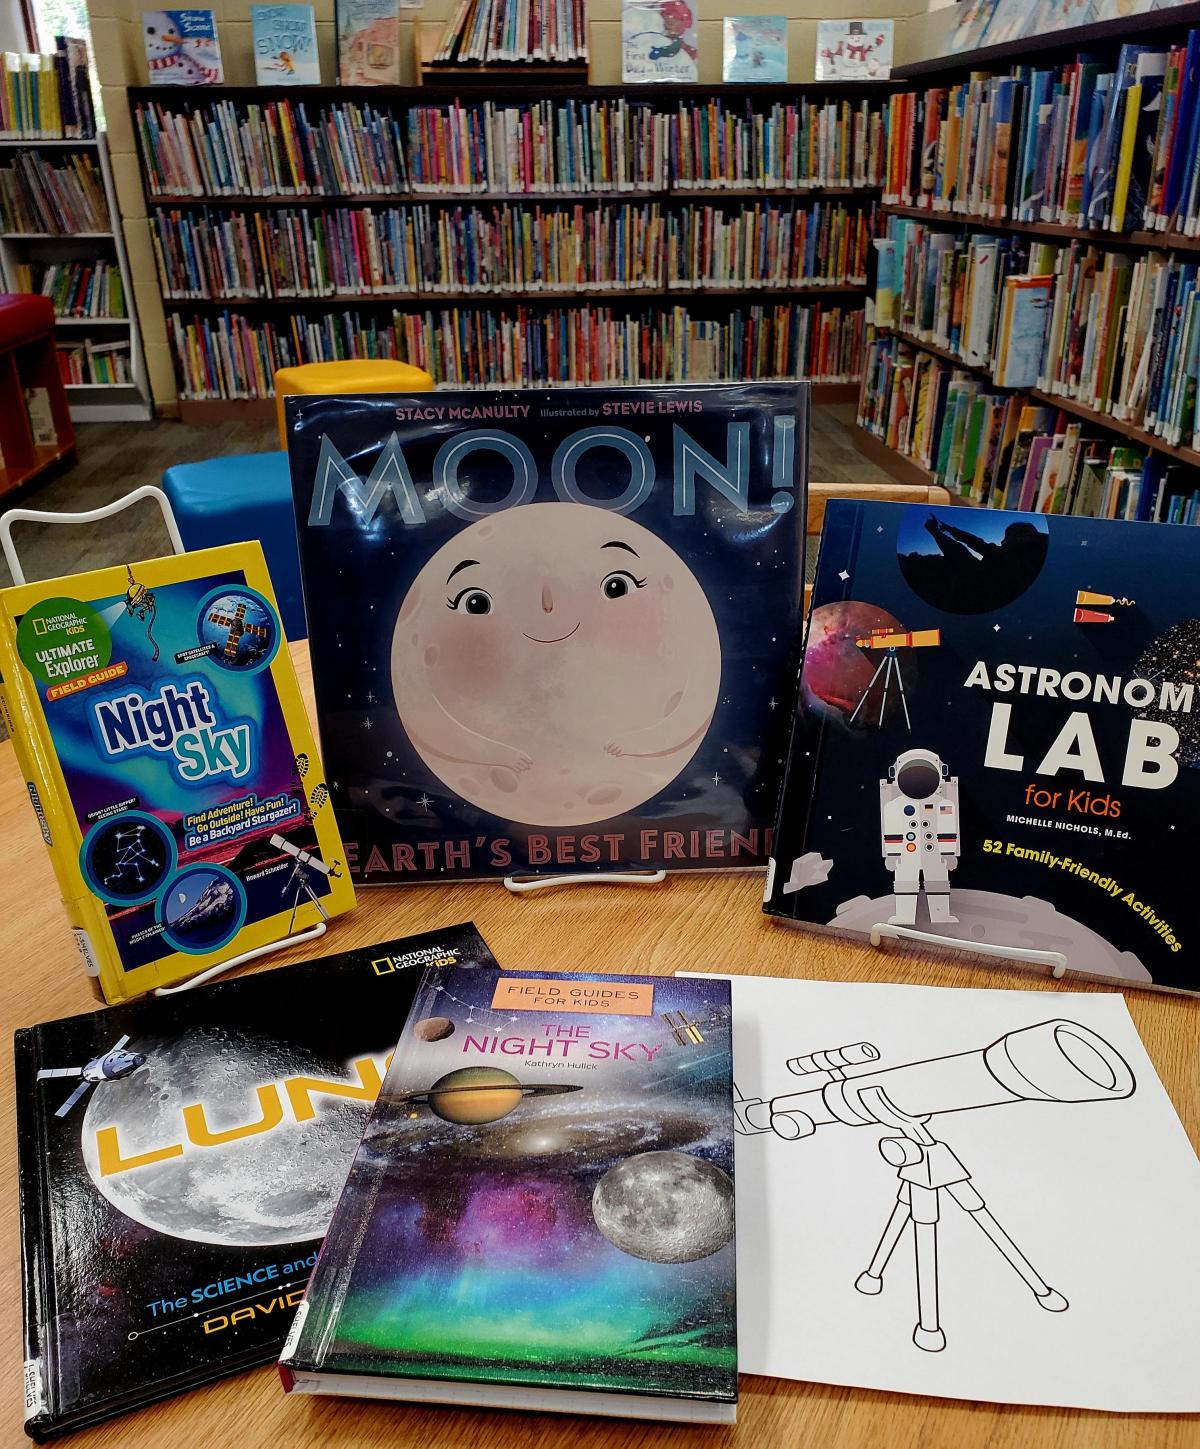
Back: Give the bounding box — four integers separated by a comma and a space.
275, 359, 434, 447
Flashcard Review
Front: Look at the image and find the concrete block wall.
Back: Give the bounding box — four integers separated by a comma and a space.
89, 0, 925, 411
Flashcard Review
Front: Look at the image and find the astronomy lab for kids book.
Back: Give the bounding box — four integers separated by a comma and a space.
765, 499, 1200, 994
17, 924, 499, 1441
279, 966, 736, 1422
285, 384, 807, 884
0, 542, 354, 1003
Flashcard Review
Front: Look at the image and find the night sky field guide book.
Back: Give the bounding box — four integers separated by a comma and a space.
251, 4, 320, 83
286, 385, 807, 884
0, 543, 354, 1003
279, 967, 736, 1422
764, 500, 1200, 994
17, 923, 498, 1441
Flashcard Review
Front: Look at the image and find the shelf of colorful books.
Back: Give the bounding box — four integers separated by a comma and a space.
895, 0, 1200, 79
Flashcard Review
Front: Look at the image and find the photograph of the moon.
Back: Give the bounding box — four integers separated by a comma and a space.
389, 502, 722, 826
591, 1150, 735, 1263
81, 1028, 381, 1247
413, 1016, 455, 1042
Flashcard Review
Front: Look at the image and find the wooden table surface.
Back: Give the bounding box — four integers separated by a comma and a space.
2, 644, 1196, 1449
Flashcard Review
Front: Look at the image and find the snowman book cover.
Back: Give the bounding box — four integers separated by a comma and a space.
279, 966, 736, 1421
17, 924, 498, 1441
285, 384, 808, 885
765, 498, 1200, 995
143, 10, 224, 85
0, 542, 354, 1003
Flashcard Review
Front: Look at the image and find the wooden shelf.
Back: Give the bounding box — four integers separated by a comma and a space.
160, 283, 866, 310
0, 136, 98, 146
2, 231, 113, 240
130, 80, 900, 105
53, 315, 130, 326
880, 202, 1200, 255
145, 184, 882, 208
0, 440, 76, 496
177, 379, 860, 422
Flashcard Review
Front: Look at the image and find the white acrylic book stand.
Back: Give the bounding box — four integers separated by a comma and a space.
1, 484, 331, 993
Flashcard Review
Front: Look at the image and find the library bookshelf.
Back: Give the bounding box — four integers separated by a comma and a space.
852, 7, 1200, 513
127, 81, 894, 418
0, 133, 152, 423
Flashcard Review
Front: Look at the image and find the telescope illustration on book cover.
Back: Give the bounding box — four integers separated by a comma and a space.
734, 1018, 1136, 1352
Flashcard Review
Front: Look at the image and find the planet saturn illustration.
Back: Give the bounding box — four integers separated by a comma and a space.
399, 1066, 583, 1125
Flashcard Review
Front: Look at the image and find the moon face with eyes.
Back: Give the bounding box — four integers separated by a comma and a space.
390, 502, 722, 826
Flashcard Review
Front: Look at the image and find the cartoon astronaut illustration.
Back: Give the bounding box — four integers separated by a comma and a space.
881, 747, 959, 926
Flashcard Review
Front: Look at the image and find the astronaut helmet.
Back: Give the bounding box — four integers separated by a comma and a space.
888, 747, 948, 800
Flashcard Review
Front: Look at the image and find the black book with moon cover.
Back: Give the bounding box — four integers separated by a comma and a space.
16, 922, 498, 1440
279, 967, 736, 1423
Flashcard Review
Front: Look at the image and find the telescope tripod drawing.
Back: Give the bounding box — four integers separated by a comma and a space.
735, 1020, 1136, 1352
848, 627, 941, 731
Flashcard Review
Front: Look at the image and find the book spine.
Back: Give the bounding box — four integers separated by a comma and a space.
0, 627, 112, 994
15, 1029, 57, 1438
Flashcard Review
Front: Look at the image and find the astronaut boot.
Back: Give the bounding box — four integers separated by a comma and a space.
889, 892, 918, 926
926, 890, 958, 925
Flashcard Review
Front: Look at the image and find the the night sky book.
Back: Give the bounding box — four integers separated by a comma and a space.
0, 542, 354, 1003
764, 499, 1200, 994
285, 385, 807, 884
17, 923, 499, 1441
279, 967, 736, 1422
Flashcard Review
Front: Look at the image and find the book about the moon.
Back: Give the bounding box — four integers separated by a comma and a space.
764, 499, 1200, 994
285, 384, 807, 884
0, 541, 355, 1003
16, 922, 499, 1441
278, 966, 736, 1422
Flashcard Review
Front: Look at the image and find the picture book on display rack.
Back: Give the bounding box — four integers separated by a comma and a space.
285, 384, 808, 884
17, 923, 499, 1441
279, 967, 736, 1423
765, 500, 1200, 994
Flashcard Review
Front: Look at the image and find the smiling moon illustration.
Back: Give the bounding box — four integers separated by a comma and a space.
390, 502, 721, 825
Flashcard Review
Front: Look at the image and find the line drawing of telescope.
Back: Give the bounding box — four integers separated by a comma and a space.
848, 627, 941, 731
270, 833, 342, 933
734, 1019, 1135, 1352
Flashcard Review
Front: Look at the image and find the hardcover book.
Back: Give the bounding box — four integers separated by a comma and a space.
721, 17, 787, 83
285, 385, 807, 884
0, 542, 355, 1002
764, 499, 1200, 994
621, 0, 698, 83
336, 0, 402, 84
142, 10, 223, 84
18, 923, 498, 1441
251, 4, 320, 84
279, 966, 736, 1422
814, 20, 892, 81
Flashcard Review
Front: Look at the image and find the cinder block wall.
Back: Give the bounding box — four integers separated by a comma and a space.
89, 0, 929, 412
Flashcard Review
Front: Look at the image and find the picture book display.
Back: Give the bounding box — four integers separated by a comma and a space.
721, 17, 787, 83
621, 0, 698, 82
18, 924, 499, 1441
682, 972, 1200, 1412
251, 4, 320, 84
143, 10, 223, 84
279, 967, 736, 1422
815, 20, 892, 81
286, 384, 807, 884
0, 542, 355, 1002
336, 0, 402, 84
765, 500, 1200, 994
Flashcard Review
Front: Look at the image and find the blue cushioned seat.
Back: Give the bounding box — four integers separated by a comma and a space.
162, 451, 306, 640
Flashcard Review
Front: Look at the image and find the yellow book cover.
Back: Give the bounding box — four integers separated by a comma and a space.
1111, 81, 1143, 233
0, 541, 355, 1003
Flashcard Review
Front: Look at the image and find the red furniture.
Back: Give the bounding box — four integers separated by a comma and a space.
0, 294, 76, 497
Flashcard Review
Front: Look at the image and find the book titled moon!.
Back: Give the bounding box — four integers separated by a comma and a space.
285, 384, 807, 884
279, 966, 736, 1422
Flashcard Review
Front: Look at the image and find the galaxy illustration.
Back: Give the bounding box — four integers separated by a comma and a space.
291, 970, 736, 1403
